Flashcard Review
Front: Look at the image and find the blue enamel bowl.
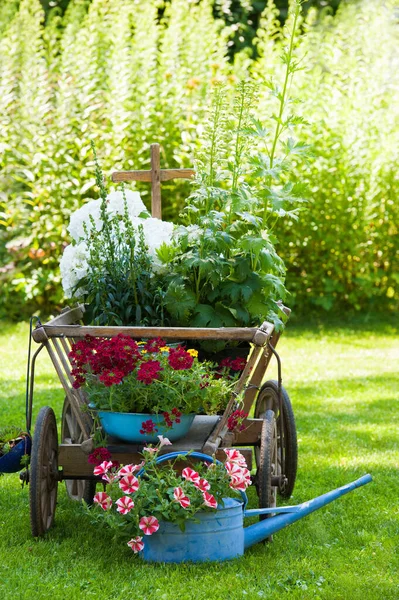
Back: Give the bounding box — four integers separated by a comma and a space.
97, 412, 195, 443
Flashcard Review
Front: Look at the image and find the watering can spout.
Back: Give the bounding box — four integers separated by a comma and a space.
244, 474, 372, 549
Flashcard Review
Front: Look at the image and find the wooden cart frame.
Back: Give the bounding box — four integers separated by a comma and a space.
25, 145, 298, 536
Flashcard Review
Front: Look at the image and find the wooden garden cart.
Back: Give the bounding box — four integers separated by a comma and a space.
25, 145, 298, 536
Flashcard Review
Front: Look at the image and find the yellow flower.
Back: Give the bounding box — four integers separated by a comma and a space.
159, 346, 170, 352
141, 350, 148, 354
187, 349, 198, 358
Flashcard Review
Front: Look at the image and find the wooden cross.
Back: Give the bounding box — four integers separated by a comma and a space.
111, 143, 195, 219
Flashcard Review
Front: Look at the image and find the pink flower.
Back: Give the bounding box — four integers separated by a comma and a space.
224, 461, 243, 478
157, 435, 172, 448
127, 536, 144, 553
181, 467, 200, 484
224, 448, 247, 467
118, 462, 144, 477
93, 492, 112, 510
119, 474, 139, 494
93, 460, 113, 477
139, 515, 160, 535
229, 473, 249, 491
143, 447, 158, 454
101, 471, 120, 484
173, 487, 191, 509
193, 478, 210, 492
116, 496, 135, 514
203, 492, 217, 509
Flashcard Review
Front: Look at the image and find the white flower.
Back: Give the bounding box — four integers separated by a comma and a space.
107, 190, 148, 219
67, 199, 103, 242
140, 218, 175, 258
59, 242, 89, 298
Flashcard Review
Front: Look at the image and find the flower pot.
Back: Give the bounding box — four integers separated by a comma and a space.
142, 497, 244, 563
97, 411, 195, 443
0, 436, 31, 474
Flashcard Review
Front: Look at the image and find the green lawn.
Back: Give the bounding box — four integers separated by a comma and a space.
0, 318, 398, 600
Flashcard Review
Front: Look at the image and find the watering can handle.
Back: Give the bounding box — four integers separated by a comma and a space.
136, 450, 248, 507
136, 451, 221, 477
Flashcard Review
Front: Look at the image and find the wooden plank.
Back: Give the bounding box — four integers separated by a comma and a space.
232, 418, 263, 445
59, 444, 252, 477
111, 168, 195, 183
150, 143, 162, 219
38, 324, 263, 341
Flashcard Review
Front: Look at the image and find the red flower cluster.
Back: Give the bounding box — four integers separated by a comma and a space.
163, 408, 182, 427
144, 337, 166, 353
219, 357, 247, 372
140, 419, 158, 435
168, 347, 194, 370
69, 334, 141, 388
88, 446, 112, 466
227, 410, 248, 432
137, 360, 163, 385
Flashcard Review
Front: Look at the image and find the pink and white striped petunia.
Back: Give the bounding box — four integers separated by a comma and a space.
93, 491, 112, 510
224, 448, 247, 467
224, 461, 243, 478
173, 486, 191, 509
119, 474, 139, 494
139, 515, 160, 535
143, 447, 158, 454
116, 496, 135, 514
101, 471, 120, 484
202, 491, 218, 509
181, 467, 200, 484
93, 460, 113, 477
118, 462, 144, 477
229, 473, 249, 491
193, 478, 210, 492
127, 536, 144, 553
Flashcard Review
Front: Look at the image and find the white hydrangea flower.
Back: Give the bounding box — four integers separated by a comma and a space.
140, 217, 175, 258
67, 199, 102, 242
59, 242, 89, 298
107, 190, 148, 219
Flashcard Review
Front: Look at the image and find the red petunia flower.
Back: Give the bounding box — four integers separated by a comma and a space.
116, 496, 135, 514
181, 467, 200, 484
119, 474, 139, 494
173, 487, 191, 509
227, 410, 248, 432
139, 515, 160, 535
127, 536, 144, 553
93, 491, 112, 510
202, 491, 217, 509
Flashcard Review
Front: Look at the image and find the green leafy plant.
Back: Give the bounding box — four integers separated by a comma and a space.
160, 1, 307, 351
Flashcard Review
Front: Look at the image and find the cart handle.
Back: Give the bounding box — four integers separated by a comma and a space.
136, 451, 248, 508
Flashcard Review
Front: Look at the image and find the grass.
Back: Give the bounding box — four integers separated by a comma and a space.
0, 318, 398, 599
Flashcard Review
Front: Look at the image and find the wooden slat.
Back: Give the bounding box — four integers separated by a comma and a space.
150, 143, 162, 218
59, 444, 252, 477
35, 324, 265, 342
51, 338, 73, 385
111, 168, 195, 183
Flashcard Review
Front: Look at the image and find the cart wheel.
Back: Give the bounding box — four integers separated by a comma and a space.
61, 397, 96, 504
30, 406, 59, 537
255, 380, 298, 498
256, 409, 278, 515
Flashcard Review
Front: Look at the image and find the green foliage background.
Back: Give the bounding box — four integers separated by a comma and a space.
0, 0, 398, 318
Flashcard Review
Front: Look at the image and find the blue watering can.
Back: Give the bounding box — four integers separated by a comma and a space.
140, 452, 372, 563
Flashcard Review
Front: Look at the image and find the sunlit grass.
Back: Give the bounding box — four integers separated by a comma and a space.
0, 318, 398, 599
